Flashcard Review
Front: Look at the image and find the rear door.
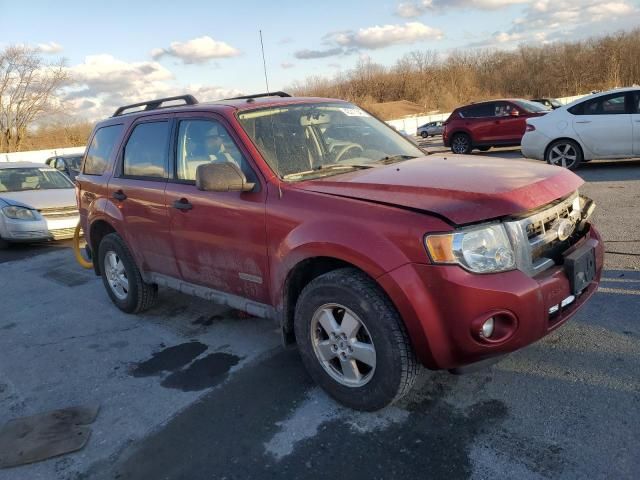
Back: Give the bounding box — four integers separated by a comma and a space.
461, 103, 495, 144
107, 115, 180, 278
570, 92, 633, 157
164, 113, 270, 303
632, 91, 640, 155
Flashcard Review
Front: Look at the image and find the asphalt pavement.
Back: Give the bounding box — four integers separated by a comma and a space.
0, 146, 638, 480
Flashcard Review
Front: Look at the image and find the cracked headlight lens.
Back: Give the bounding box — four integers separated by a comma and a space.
425, 224, 515, 273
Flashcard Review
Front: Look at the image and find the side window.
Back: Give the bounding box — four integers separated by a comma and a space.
570, 93, 627, 115
123, 121, 169, 178
635, 92, 640, 113
175, 119, 249, 181
462, 104, 493, 118
84, 124, 124, 175
494, 102, 516, 117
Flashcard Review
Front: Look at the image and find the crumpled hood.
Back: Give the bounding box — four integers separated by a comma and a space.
0, 188, 76, 211
294, 155, 583, 225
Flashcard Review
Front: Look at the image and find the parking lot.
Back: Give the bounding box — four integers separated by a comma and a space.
1, 146, 639, 480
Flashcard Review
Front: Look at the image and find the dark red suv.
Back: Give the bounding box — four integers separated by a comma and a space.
77, 93, 603, 410
443, 99, 548, 154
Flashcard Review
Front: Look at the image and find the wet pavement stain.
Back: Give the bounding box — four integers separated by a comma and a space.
160, 352, 241, 391
129, 342, 208, 377
42, 267, 91, 287
93, 350, 512, 480
191, 314, 224, 327
0, 322, 17, 330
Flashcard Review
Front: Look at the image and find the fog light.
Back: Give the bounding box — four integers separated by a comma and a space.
480, 317, 495, 338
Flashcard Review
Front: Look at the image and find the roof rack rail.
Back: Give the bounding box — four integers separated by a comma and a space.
112, 94, 199, 117
225, 91, 291, 101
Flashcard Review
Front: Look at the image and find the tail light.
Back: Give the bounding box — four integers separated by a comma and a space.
526, 124, 536, 132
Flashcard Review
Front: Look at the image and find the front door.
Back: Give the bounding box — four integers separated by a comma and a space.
491, 101, 525, 143
164, 114, 269, 303
107, 115, 179, 278
572, 92, 633, 157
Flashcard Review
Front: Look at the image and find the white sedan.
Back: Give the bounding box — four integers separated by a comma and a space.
0, 162, 79, 248
522, 87, 640, 170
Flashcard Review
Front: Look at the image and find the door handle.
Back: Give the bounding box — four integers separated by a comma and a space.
112, 190, 127, 201
173, 198, 193, 211
575, 120, 592, 124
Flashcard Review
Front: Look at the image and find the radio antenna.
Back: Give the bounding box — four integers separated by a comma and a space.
259, 30, 270, 93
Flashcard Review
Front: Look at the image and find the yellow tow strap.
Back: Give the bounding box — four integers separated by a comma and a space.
73, 221, 93, 269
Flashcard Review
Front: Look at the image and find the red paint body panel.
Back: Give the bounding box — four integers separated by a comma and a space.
78, 95, 604, 372
294, 156, 583, 225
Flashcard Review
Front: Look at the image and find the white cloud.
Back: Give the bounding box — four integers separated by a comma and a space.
467, 0, 639, 48
151, 36, 240, 64
36, 41, 63, 54
61, 54, 241, 120
332, 22, 443, 49
280, 62, 295, 69
396, 0, 529, 16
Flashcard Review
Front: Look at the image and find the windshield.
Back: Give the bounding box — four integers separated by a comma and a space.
0, 167, 74, 192
514, 100, 550, 113
237, 102, 425, 180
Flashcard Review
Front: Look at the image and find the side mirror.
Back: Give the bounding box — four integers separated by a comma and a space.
55, 159, 67, 171
196, 162, 255, 192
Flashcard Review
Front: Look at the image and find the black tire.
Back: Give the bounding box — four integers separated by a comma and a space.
477, 146, 491, 152
98, 233, 157, 313
0, 237, 9, 250
420, 131, 429, 138
545, 139, 583, 170
451, 133, 472, 154
294, 268, 418, 411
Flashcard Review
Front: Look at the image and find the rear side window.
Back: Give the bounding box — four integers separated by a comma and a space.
123, 121, 170, 179
84, 124, 124, 175
460, 103, 493, 118
569, 93, 628, 115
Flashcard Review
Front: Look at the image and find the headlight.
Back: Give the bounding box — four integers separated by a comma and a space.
2, 206, 38, 220
425, 224, 515, 273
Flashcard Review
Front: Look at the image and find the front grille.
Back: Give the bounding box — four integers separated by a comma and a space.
504, 192, 591, 276
49, 227, 76, 240
38, 205, 79, 219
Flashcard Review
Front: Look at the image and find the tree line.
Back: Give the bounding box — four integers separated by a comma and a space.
289, 29, 640, 118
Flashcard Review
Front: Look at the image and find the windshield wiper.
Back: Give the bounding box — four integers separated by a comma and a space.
376, 154, 418, 165
282, 163, 374, 180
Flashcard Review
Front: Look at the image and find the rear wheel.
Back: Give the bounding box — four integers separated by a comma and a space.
545, 139, 582, 170
294, 268, 418, 411
98, 233, 157, 313
420, 131, 429, 138
451, 133, 472, 154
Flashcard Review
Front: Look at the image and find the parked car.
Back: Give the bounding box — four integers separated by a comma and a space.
443, 99, 549, 154
531, 98, 562, 110
45, 153, 84, 181
522, 87, 640, 170
417, 121, 444, 138
78, 93, 603, 411
0, 162, 80, 248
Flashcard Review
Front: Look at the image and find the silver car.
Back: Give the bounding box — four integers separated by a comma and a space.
417, 121, 444, 138
0, 162, 79, 248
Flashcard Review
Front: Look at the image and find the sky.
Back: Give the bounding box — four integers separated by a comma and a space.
2, 0, 640, 121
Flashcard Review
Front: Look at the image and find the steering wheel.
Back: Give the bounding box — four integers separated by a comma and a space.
334, 143, 364, 163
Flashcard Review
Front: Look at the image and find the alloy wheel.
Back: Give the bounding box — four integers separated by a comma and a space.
548, 143, 578, 169
452, 135, 470, 154
104, 251, 129, 300
310, 303, 376, 387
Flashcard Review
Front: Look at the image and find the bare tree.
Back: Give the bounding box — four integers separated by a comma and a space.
0, 45, 68, 152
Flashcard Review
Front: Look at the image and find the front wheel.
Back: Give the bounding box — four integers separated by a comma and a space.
420, 131, 429, 138
451, 133, 472, 154
545, 139, 582, 170
98, 233, 157, 313
294, 268, 418, 411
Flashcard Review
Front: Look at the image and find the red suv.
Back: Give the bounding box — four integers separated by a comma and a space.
77, 93, 603, 411
443, 99, 548, 154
